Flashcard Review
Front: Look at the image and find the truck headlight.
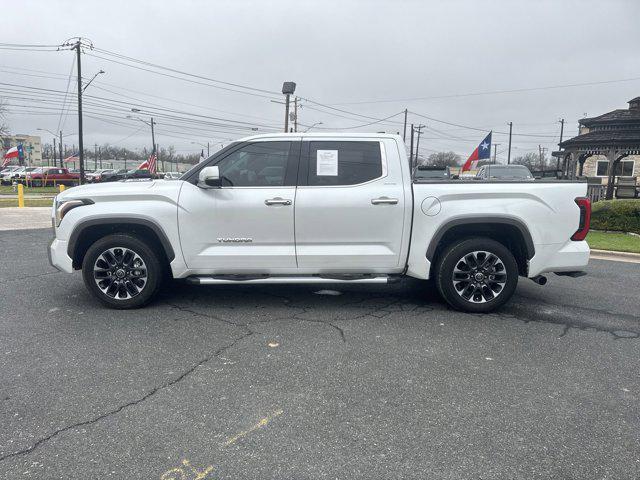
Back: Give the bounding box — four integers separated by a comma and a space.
55, 198, 93, 226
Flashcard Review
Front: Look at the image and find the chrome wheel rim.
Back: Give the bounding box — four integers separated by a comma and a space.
93, 247, 148, 300
452, 250, 507, 304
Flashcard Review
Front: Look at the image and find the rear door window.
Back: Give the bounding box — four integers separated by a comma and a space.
306, 141, 383, 186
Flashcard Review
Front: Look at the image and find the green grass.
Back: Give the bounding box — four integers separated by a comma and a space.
0, 185, 61, 194
587, 231, 640, 254
0, 198, 53, 208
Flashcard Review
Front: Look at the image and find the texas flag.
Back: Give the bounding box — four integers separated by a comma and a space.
461, 132, 492, 172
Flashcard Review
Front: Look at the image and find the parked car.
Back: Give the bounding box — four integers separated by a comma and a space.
163, 172, 182, 180
86, 169, 116, 183
414, 165, 451, 180
475, 164, 534, 180
26, 167, 80, 187
49, 133, 590, 312
102, 169, 154, 182
100, 169, 128, 182
0, 166, 22, 184
14, 167, 38, 184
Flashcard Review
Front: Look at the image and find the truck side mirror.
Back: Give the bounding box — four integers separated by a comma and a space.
198, 166, 221, 188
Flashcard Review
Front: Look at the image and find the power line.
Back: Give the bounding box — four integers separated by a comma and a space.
56, 57, 76, 133
312, 111, 405, 130
93, 46, 280, 96
84, 52, 280, 101
328, 75, 640, 105
409, 111, 558, 138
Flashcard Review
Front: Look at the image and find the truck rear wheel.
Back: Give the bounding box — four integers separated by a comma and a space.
82, 234, 163, 309
435, 238, 518, 313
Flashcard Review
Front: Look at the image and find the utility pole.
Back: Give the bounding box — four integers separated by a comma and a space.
557, 118, 564, 174
539, 145, 548, 171
59, 131, 63, 169
507, 122, 513, 164
293, 97, 298, 133
150, 117, 156, 154
94, 143, 98, 170
492, 143, 500, 163
207, 141, 210, 157
414, 124, 425, 166
74, 40, 85, 184
403, 109, 408, 142
409, 124, 415, 172
99, 146, 102, 169
53, 137, 57, 168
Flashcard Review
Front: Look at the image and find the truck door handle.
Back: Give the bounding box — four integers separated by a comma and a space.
264, 197, 292, 206
371, 196, 398, 205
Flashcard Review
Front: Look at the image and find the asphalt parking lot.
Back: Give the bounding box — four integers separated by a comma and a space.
1, 228, 639, 479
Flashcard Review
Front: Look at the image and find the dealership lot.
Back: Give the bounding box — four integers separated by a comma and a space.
1, 228, 639, 479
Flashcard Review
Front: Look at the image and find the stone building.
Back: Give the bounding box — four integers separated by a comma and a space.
555, 97, 640, 199
1, 134, 43, 164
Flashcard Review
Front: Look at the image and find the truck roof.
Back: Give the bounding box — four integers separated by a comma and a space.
237, 132, 404, 142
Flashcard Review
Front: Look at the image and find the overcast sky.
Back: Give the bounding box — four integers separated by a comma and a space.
2, 0, 640, 161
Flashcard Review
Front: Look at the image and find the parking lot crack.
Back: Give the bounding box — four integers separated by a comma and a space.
0, 330, 253, 463
0, 270, 60, 285
502, 301, 640, 340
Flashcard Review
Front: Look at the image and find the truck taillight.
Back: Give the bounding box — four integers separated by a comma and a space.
571, 197, 591, 241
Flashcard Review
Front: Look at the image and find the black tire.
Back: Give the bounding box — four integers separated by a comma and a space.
435, 237, 518, 313
82, 233, 163, 309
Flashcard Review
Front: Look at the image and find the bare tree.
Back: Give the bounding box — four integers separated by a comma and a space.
425, 151, 461, 167
0, 99, 10, 139
513, 152, 548, 171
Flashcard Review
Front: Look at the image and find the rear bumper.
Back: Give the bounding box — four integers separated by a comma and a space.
49, 237, 74, 273
528, 240, 590, 277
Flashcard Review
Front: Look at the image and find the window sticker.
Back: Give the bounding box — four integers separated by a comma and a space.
316, 150, 338, 176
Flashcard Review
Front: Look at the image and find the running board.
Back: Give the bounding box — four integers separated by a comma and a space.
185, 275, 395, 285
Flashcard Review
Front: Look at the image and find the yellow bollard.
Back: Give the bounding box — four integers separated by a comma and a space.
59, 184, 66, 193
17, 184, 25, 208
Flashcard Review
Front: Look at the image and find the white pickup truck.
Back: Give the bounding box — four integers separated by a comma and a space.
49, 133, 591, 312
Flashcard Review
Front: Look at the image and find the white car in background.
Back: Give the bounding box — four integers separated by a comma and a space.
1, 166, 28, 185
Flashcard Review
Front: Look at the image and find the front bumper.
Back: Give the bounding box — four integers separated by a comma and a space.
49, 237, 74, 273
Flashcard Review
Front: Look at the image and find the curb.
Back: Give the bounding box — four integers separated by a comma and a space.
590, 249, 640, 263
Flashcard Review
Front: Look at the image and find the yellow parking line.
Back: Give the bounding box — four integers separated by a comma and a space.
222, 409, 284, 447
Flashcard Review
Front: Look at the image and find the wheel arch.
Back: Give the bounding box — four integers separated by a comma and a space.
427, 216, 535, 277
68, 218, 175, 270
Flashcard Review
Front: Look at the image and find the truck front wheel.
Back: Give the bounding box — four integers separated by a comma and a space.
82, 234, 163, 309
435, 238, 518, 313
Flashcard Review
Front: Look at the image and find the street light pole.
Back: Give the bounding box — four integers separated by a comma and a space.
281, 82, 296, 133
59, 130, 63, 169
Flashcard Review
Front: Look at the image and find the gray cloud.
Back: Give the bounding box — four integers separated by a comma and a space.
2, 0, 639, 161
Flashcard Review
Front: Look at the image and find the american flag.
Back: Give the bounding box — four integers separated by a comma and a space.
147, 151, 157, 174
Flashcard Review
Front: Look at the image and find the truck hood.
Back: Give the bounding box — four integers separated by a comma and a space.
56, 179, 183, 204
